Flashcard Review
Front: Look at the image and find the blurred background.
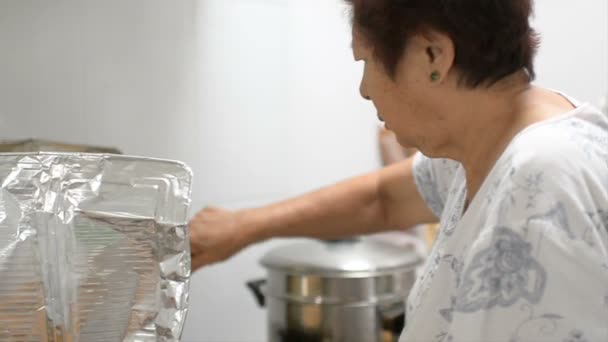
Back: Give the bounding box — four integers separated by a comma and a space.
0, 0, 606, 341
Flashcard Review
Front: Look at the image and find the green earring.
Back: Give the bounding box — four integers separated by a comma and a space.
430, 71, 440, 82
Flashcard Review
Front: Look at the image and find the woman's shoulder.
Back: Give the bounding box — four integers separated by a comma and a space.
481, 104, 608, 211
505, 103, 607, 172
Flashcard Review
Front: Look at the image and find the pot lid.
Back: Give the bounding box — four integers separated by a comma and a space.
260, 237, 422, 277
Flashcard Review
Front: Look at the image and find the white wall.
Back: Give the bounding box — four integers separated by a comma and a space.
0, 1, 377, 341
185, 1, 378, 341
186, 2, 290, 340
0, 1, 606, 342
0, 0, 200, 158
533, 0, 608, 105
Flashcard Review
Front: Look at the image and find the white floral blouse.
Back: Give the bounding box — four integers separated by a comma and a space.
400, 100, 608, 342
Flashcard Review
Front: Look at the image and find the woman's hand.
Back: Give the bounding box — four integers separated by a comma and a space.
188, 206, 254, 272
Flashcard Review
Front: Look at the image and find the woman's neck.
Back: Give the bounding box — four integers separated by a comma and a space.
444, 81, 576, 205
437, 74, 533, 203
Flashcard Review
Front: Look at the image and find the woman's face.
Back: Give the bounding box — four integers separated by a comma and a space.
352, 28, 454, 151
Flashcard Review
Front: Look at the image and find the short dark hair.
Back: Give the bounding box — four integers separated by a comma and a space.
346, 0, 540, 87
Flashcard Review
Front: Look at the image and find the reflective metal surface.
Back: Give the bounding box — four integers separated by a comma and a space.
259, 239, 423, 342
0, 153, 193, 342
266, 271, 416, 306
264, 270, 418, 342
268, 299, 408, 342
261, 238, 420, 277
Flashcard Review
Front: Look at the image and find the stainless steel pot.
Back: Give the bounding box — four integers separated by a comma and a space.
248, 238, 422, 342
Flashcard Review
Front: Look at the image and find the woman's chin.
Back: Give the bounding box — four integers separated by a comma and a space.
395, 135, 414, 149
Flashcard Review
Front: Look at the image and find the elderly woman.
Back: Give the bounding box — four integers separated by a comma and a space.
189, 0, 608, 341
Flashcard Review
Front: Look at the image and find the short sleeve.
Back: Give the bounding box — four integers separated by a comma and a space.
412, 152, 461, 219
446, 138, 608, 341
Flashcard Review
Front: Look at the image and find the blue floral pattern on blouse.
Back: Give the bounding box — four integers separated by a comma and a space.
454, 226, 547, 312
400, 102, 608, 342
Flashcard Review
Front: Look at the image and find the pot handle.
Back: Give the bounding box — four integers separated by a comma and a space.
246, 278, 267, 307
379, 301, 406, 337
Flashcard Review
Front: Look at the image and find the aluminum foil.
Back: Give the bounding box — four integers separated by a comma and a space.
0, 153, 193, 342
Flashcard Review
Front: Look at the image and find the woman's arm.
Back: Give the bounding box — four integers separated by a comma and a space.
189, 156, 436, 270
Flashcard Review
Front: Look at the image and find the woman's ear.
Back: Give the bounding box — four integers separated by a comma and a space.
426, 46, 440, 64
423, 31, 455, 83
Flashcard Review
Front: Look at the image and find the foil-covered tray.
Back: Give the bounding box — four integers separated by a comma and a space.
0, 153, 193, 342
